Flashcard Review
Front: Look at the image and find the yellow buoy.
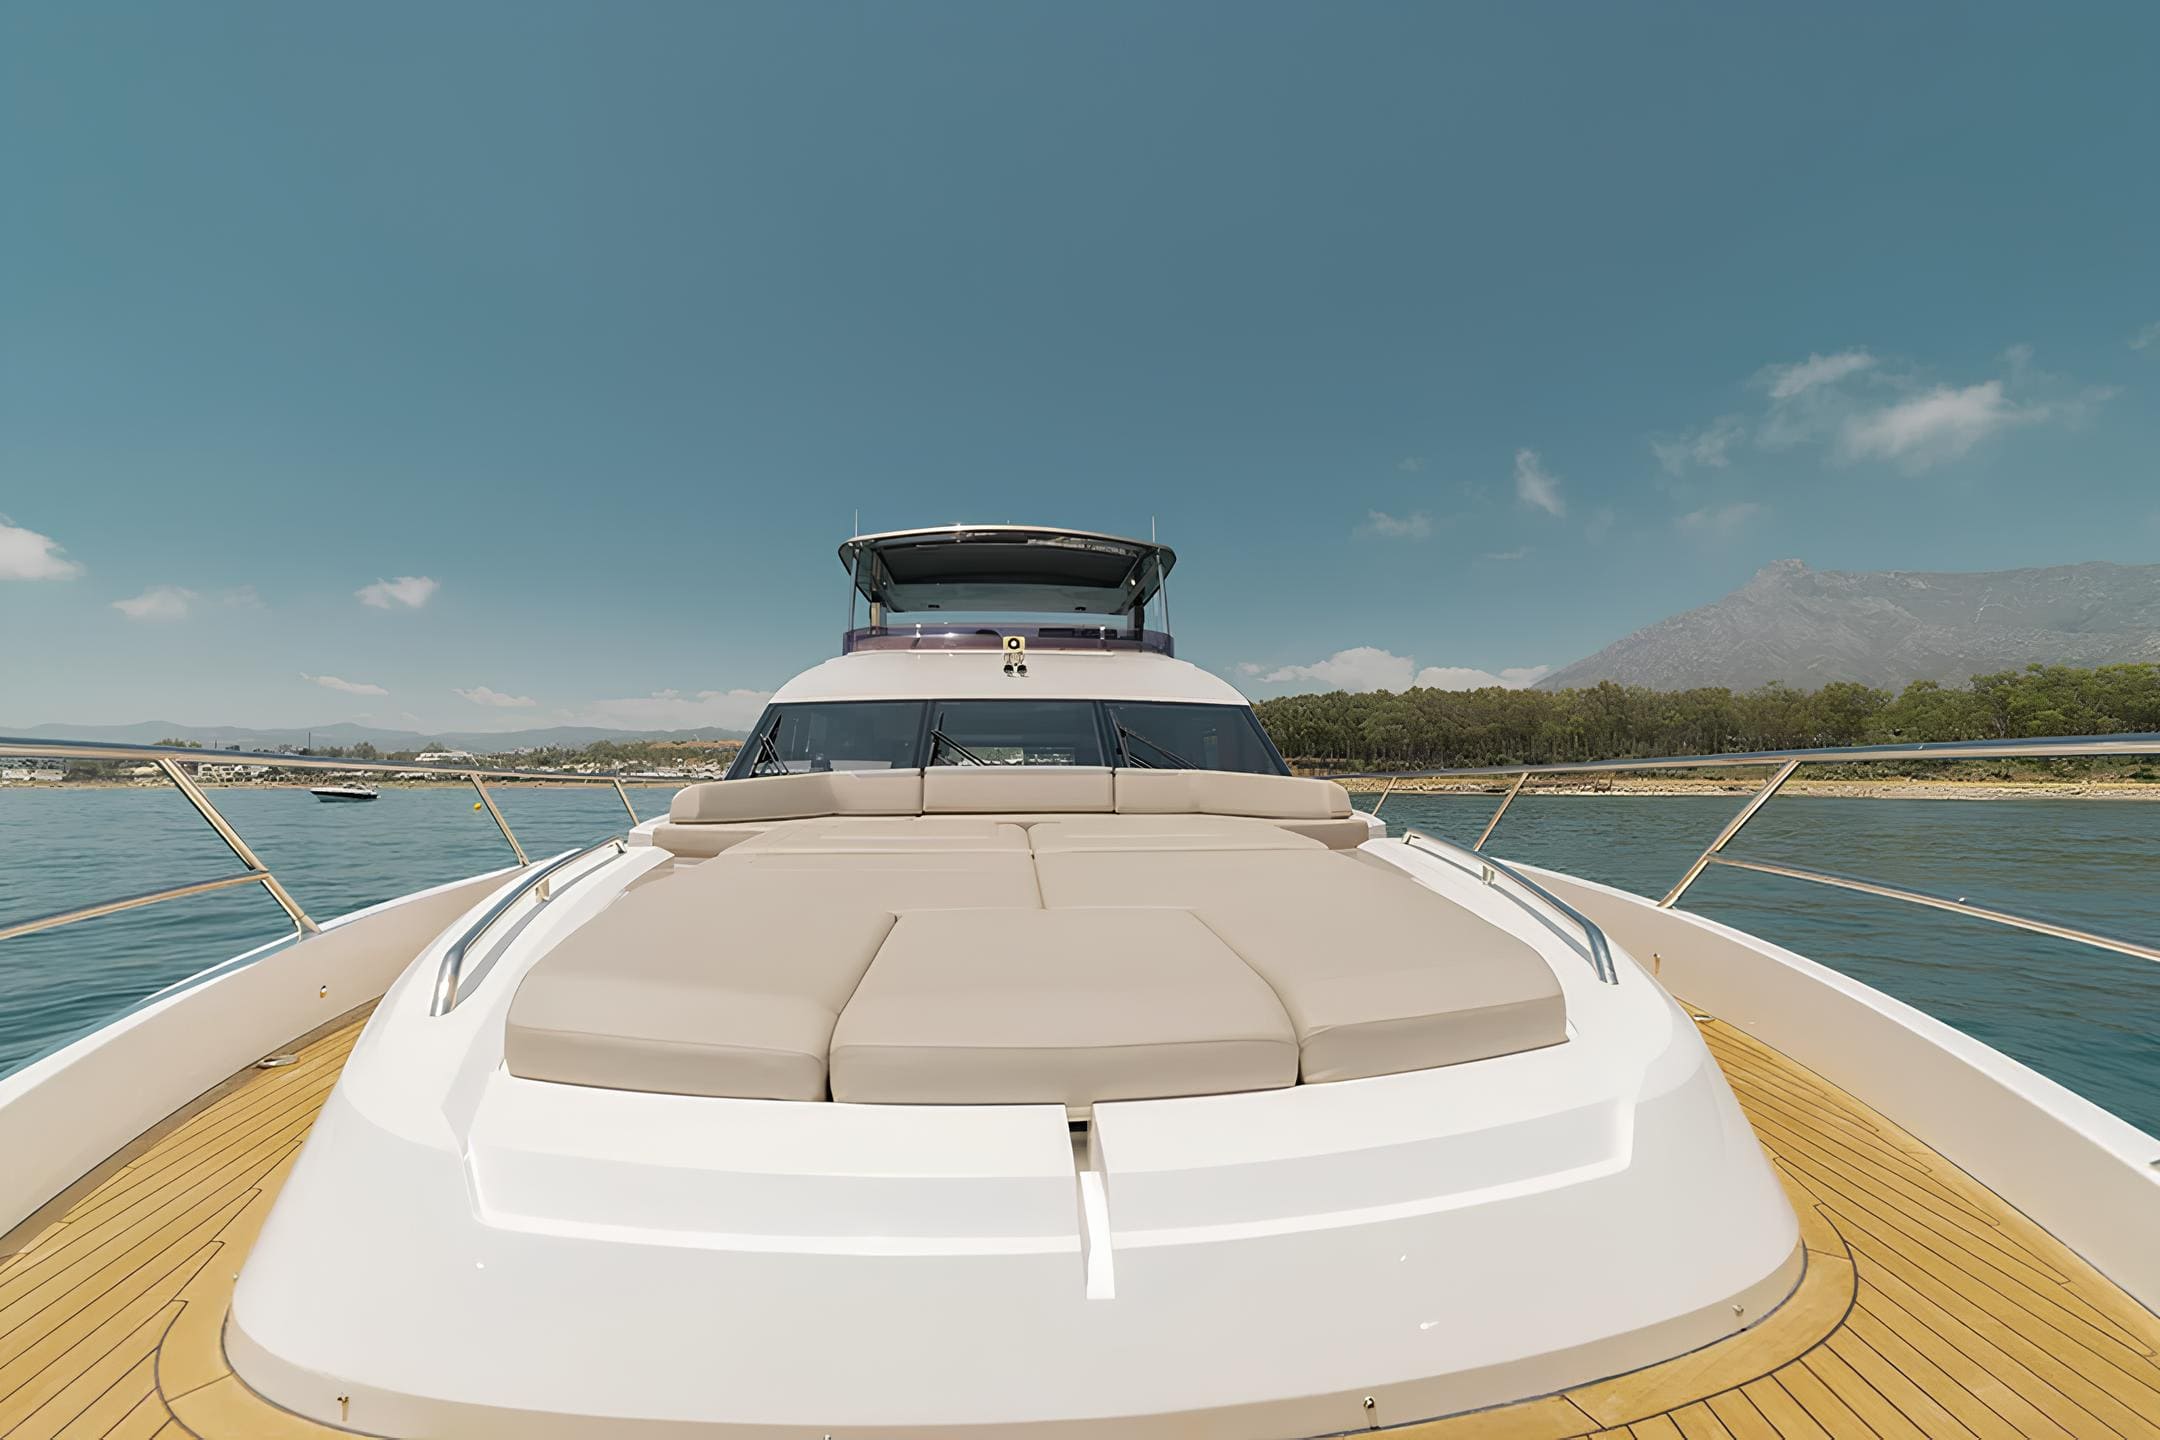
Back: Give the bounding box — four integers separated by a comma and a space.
473, 801, 483, 810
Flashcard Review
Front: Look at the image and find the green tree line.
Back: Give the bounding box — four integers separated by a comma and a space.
1252, 663, 2160, 771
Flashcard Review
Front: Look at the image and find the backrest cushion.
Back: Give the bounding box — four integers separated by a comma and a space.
921, 766, 1114, 814
1113, 769, 1353, 820
669, 769, 923, 824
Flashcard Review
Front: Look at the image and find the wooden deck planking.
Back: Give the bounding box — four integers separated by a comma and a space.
0, 1003, 2154, 1437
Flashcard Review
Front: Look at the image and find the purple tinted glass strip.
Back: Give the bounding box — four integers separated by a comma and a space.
840, 625, 1174, 657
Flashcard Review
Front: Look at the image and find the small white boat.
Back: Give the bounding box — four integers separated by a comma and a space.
309, 783, 378, 802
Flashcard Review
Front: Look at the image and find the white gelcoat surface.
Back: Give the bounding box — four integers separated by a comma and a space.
228, 837, 1803, 1436
773, 647, 1253, 705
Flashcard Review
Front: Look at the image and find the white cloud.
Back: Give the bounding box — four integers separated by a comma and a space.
112, 585, 198, 621
1483, 546, 1529, 561
1677, 502, 1764, 537
455, 686, 538, 708
1254, 647, 1417, 692
357, 575, 439, 609
566, 688, 774, 732
1725, 343, 2110, 469
304, 672, 389, 696
2131, 321, 2160, 351
1584, 507, 1617, 544
1394, 455, 1426, 472
1412, 664, 1552, 690
1513, 449, 1566, 517
1359, 509, 1432, 539
1246, 647, 1548, 694
1835, 381, 2038, 470
1760, 349, 1876, 400
1651, 415, 1746, 475
111, 584, 261, 620
0, 517, 84, 581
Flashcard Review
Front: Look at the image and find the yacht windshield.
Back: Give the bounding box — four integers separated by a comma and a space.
929, 701, 1105, 767
728, 700, 1287, 777
735, 700, 927, 774
1103, 701, 1286, 775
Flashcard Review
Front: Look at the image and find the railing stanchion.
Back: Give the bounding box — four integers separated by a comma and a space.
157, 757, 318, 934
612, 779, 640, 825
469, 774, 529, 866
1659, 759, 1801, 910
1370, 775, 1397, 817
1473, 771, 1528, 853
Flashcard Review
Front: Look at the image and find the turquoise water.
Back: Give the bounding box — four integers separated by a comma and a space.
0, 786, 675, 1074
2, 786, 2155, 1137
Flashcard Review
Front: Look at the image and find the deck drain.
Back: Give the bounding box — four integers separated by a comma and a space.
255, 1054, 298, 1069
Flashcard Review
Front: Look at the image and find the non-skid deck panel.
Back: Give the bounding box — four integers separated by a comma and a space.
2, 1007, 2156, 1438
0, 1015, 362, 1439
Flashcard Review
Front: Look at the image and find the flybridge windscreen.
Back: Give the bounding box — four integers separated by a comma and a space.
840, 528, 1175, 616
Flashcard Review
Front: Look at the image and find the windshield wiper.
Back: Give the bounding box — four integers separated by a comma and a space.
928, 727, 990, 766
1114, 722, 1194, 770
751, 720, 787, 776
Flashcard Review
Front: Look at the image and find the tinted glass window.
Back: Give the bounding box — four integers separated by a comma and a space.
1104, 702, 1287, 775
929, 701, 1106, 767
731, 702, 926, 776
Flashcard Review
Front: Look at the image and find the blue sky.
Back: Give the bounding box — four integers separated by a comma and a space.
4, 2, 2157, 733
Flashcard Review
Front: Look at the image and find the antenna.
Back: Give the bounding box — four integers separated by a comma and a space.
1153, 517, 1170, 637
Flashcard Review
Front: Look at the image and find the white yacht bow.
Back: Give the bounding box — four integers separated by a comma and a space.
1, 525, 2155, 1438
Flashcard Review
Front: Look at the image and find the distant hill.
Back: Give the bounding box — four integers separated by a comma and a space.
1537, 559, 2160, 692
1, 720, 748, 751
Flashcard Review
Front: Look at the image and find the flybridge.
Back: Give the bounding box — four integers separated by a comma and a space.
837, 524, 1178, 656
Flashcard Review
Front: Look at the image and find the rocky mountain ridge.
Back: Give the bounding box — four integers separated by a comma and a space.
1536, 559, 2160, 692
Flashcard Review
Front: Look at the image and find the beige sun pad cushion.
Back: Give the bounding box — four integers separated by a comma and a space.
828, 908, 1297, 1109
506, 894, 898, 1101
651, 822, 770, 858
727, 817, 1030, 854
1026, 814, 1323, 853
1035, 849, 1565, 1082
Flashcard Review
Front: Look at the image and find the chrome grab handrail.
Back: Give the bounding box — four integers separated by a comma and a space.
1400, 827, 1618, 984
430, 838, 627, 1016
0, 734, 680, 947
1326, 732, 2160, 968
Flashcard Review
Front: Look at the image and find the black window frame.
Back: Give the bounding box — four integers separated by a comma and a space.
728, 698, 1289, 779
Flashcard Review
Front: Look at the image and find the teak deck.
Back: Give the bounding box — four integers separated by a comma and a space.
3, 1006, 2157, 1438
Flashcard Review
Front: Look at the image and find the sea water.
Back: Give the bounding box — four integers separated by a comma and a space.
1, 786, 2154, 1136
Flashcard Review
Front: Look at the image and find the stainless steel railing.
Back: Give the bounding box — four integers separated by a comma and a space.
1329, 732, 2160, 967
430, 838, 627, 1015
0, 736, 679, 945
1400, 827, 1618, 983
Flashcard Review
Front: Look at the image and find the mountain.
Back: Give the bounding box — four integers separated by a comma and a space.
1, 720, 748, 751
1536, 559, 2160, 693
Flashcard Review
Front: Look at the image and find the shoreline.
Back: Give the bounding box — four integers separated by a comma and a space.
1330, 775, 2160, 801
1, 779, 694, 792
9, 775, 2159, 801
